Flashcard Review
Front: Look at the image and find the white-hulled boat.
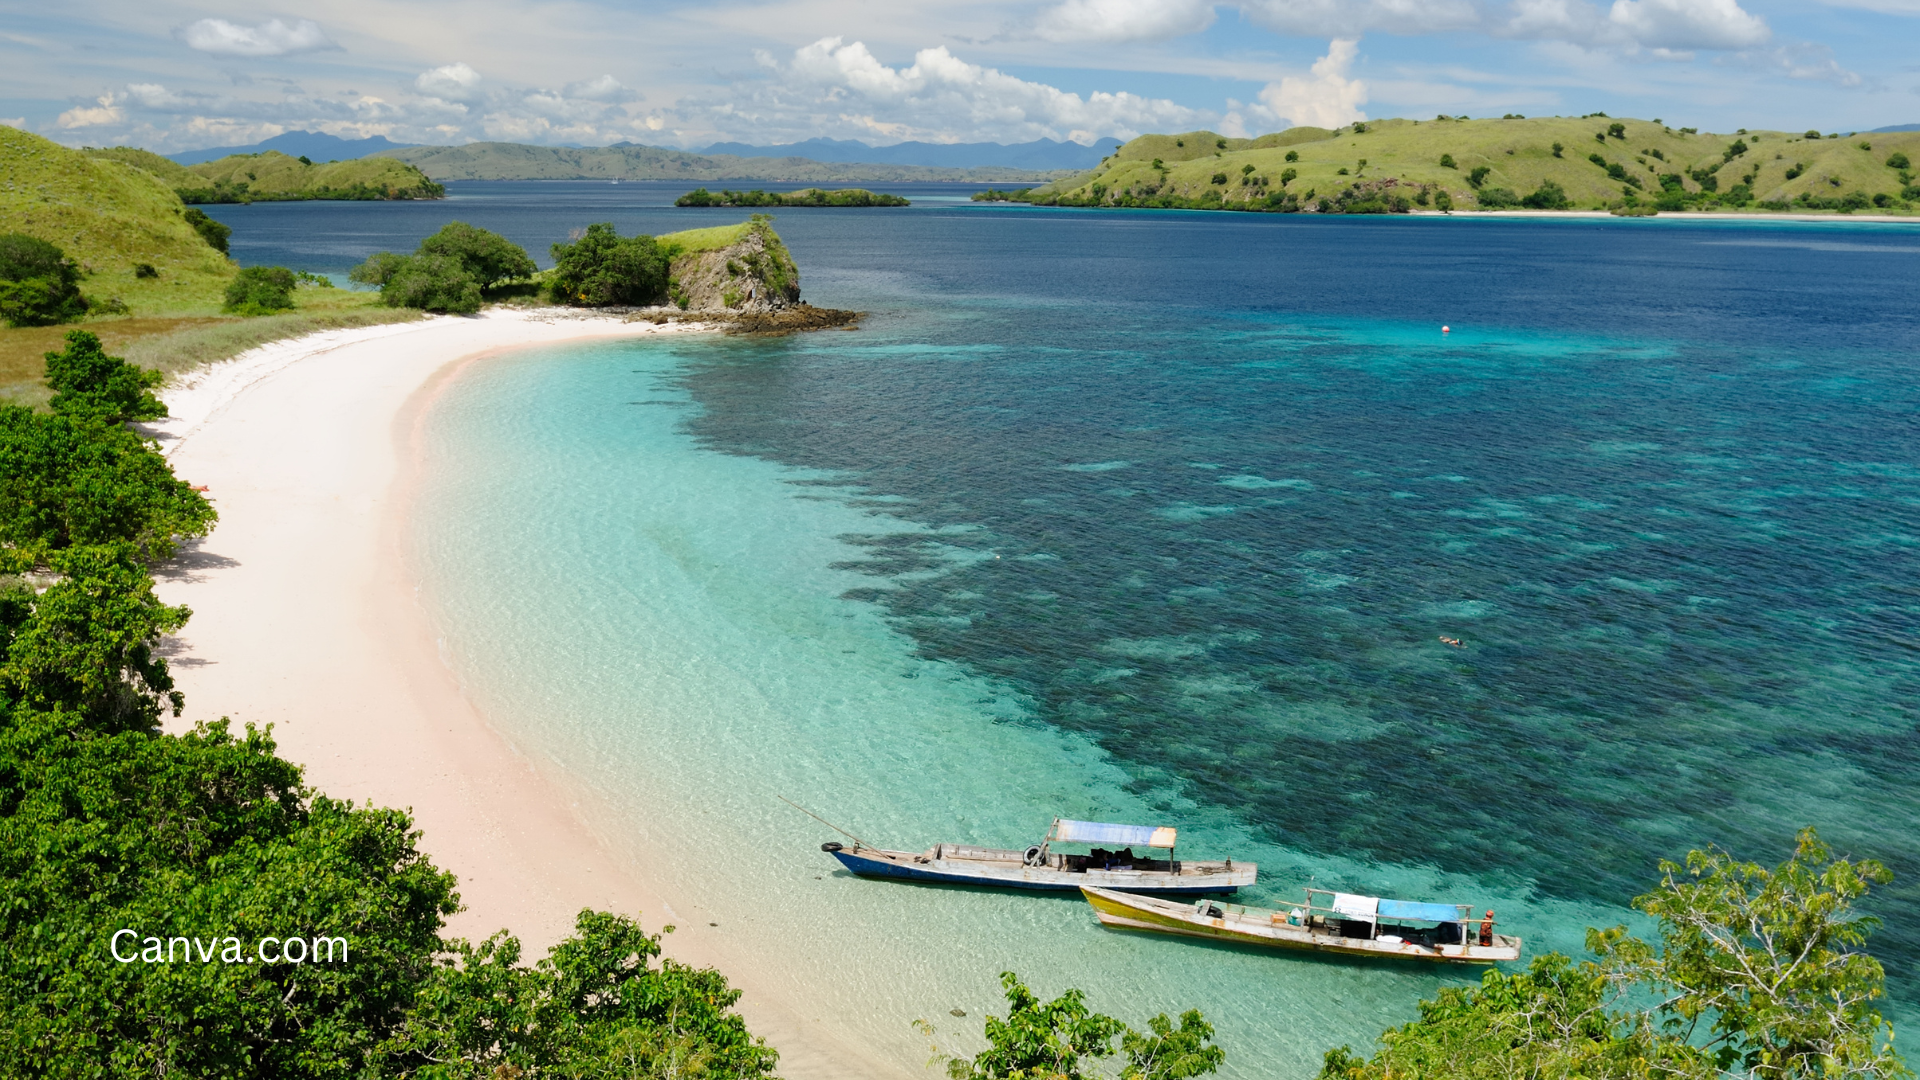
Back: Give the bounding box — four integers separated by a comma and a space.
821, 818, 1255, 894
1082, 885, 1521, 964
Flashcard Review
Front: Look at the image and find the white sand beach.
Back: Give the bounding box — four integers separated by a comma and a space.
150, 309, 884, 1079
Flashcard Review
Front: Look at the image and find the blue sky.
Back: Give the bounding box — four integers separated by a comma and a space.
4, 0, 1918, 152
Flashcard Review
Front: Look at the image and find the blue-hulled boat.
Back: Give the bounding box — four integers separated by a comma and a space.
819, 817, 1255, 894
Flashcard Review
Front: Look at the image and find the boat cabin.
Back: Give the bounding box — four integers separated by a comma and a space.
1286, 888, 1478, 948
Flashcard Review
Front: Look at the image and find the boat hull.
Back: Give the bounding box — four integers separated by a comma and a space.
829, 849, 1250, 894
1081, 886, 1520, 964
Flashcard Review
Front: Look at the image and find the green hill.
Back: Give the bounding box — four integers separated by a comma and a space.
3, 127, 235, 310
173, 150, 444, 203
376, 142, 1066, 183
81, 146, 201, 188
1022, 117, 1920, 214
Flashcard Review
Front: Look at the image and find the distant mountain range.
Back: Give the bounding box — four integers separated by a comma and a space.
1872, 123, 1920, 133
167, 130, 418, 166
376, 142, 1072, 183
691, 137, 1121, 170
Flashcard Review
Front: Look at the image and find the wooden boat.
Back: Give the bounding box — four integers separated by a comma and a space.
820, 818, 1255, 895
1082, 885, 1521, 964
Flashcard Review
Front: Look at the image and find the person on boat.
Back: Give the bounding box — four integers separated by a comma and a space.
1288, 906, 1304, 926
1479, 910, 1495, 946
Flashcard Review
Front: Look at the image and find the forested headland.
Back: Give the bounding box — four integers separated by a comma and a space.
85, 145, 445, 203
990, 117, 1920, 215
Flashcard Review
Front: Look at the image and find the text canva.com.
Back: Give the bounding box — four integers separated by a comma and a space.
112, 930, 348, 965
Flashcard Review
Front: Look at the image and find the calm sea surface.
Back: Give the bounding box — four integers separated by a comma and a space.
205, 185, 1920, 1074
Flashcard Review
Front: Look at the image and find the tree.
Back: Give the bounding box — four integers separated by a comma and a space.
1434, 189, 1454, 212
380, 254, 482, 314
223, 266, 297, 315
44, 329, 166, 424
1468, 165, 1491, 188
1521, 180, 1571, 209
1596, 828, 1906, 1080
415, 221, 536, 290
1439, 153, 1456, 169
548, 223, 668, 307
940, 972, 1223, 1080
0, 234, 89, 328
0, 410, 214, 563
183, 207, 232, 254
1321, 830, 1909, 1080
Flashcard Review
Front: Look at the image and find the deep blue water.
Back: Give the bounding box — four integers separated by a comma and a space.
215, 186, 1920, 1008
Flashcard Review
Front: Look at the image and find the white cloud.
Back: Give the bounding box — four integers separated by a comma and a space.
564, 74, 640, 103
714, 36, 1205, 144
415, 62, 484, 101
1606, 0, 1768, 49
125, 83, 190, 109
179, 18, 335, 58
57, 93, 124, 128
1031, 0, 1218, 43
0, 118, 26, 129
1258, 38, 1367, 128
1241, 0, 1479, 36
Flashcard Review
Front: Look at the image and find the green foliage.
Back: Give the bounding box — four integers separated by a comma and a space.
378, 909, 779, 1078
1279, 168, 1297, 186
416, 221, 537, 289
1285, 150, 1299, 162
0, 414, 212, 568
0, 234, 90, 328
1433, 189, 1453, 211
1322, 829, 1909, 1080
939, 972, 1222, 1080
175, 151, 445, 204
1550, 141, 1564, 157
1724, 138, 1749, 162
1519, 180, 1570, 209
548, 223, 669, 307
1608, 122, 1627, 139
1467, 165, 1491, 187
380, 255, 483, 314
44, 329, 167, 424
183, 207, 232, 254
223, 266, 297, 316
1474, 186, 1519, 208
1439, 153, 1456, 169
1209, 172, 1228, 185
1887, 152, 1911, 170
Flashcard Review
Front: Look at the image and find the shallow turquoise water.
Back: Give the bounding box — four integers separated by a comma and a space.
409, 201, 1919, 1075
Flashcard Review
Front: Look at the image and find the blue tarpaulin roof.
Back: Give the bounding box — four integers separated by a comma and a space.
1377, 899, 1465, 923
1051, 820, 1178, 849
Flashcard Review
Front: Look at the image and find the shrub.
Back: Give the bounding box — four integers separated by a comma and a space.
1805, 129, 1821, 139
1285, 150, 1299, 162
182, 207, 231, 254
1475, 187, 1519, 209
1468, 165, 1491, 187
548, 223, 669, 307
1608, 122, 1626, 139
1873, 193, 1894, 208
348, 251, 410, 288
380, 255, 481, 313
1434, 189, 1453, 212
0, 234, 90, 328
222, 266, 296, 315
1439, 153, 1456, 169
1589, 153, 1607, 167
1280, 168, 1297, 186
1551, 142, 1564, 157
1520, 180, 1570, 209
42, 329, 168, 425
1784, 163, 1805, 180
1904, 185, 1920, 201
1209, 172, 1227, 185
1887, 152, 1911, 170
415, 221, 535, 289
1241, 163, 1255, 175
133, 263, 158, 279
1722, 139, 1747, 162
1336, 167, 1349, 175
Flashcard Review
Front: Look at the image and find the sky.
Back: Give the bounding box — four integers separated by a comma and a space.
4, 0, 1919, 152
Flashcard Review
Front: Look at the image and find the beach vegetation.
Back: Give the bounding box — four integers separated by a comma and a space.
223, 266, 298, 316
1434, 189, 1453, 211
931, 971, 1223, 1080
1318, 829, 1907, 1080
548, 223, 670, 307
0, 235, 90, 328
417, 221, 538, 290
351, 223, 534, 313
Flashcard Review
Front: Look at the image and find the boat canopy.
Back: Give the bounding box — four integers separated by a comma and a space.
1378, 899, 1466, 923
1320, 891, 1467, 924
1052, 819, 1178, 849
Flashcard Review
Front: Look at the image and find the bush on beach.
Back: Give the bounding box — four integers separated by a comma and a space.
350, 222, 535, 314
547, 222, 669, 307
222, 266, 297, 316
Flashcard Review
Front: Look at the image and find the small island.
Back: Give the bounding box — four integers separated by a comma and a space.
84, 146, 445, 204
675, 187, 909, 207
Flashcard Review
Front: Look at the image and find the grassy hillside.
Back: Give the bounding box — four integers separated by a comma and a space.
178, 151, 443, 202
82, 146, 201, 188
1026, 117, 1920, 213
378, 142, 1067, 183
2, 126, 236, 313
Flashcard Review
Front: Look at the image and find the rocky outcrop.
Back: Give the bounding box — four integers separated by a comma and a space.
668, 218, 801, 314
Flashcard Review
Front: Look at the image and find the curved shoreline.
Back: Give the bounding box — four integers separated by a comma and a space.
150, 309, 888, 1079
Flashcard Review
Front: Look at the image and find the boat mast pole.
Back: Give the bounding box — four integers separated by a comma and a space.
778, 795, 876, 851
